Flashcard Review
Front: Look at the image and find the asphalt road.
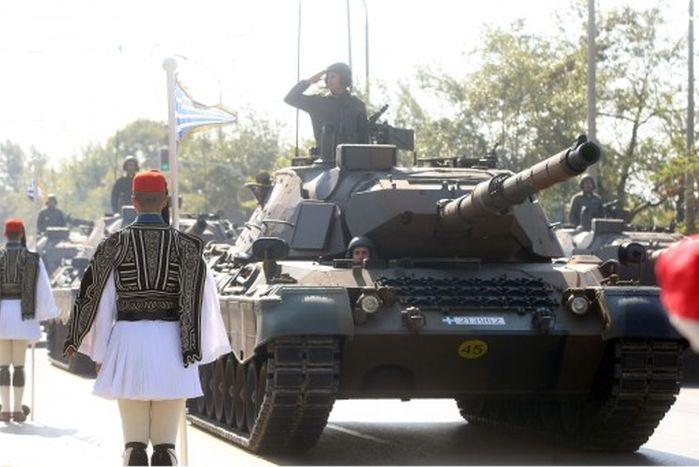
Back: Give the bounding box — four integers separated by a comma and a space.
2, 348, 699, 466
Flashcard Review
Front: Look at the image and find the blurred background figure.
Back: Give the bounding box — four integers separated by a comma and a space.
111, 155, 140, 214
36, 194, 67, 235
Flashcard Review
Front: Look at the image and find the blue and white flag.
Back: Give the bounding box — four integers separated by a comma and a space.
27, 175, 43, 202
175, 82, 236, 140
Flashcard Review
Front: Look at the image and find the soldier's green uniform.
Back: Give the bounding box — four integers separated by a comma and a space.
568, 175, 604, 229
36, 195, 67, 234
284, 62, 369, 157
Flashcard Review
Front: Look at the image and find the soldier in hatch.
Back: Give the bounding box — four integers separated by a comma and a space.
284, 62, 369, 160
111, 155, 140, 214
36, 194, 67, 235
347, 236, 375, 265
568, 174, 604, 230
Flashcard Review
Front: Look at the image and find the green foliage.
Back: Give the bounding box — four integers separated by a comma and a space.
171, 114, 284, 224
390, 4, 683, 226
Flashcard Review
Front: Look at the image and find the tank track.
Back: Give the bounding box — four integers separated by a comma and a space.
457, 339, 683, 452
188, 336, 340, 453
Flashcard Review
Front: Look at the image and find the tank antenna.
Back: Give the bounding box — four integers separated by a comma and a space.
295, 0, 302, 158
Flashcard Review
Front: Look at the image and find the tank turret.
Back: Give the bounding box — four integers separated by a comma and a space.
439, 136, 600, 229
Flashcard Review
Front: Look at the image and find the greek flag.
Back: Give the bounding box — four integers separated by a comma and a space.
175, 82, 236, 140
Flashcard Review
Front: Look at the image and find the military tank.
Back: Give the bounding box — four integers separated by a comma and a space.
187, 135, 684, 454
554, 202, 682, 286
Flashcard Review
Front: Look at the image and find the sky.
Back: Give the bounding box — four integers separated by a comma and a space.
0, 0, 687, 164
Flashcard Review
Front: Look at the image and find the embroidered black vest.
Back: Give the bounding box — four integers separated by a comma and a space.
0, 246, 40, 319
63, 224, 206, 366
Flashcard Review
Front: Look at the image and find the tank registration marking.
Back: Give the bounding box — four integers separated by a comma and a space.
442, 316, 505, 326
458, 339, 488, 359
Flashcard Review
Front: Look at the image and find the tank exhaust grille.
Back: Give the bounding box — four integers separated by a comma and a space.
376, 275, 557, 310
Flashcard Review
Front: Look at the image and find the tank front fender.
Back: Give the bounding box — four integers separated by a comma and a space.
255, 287, 354, 347
600, 287, 683, 340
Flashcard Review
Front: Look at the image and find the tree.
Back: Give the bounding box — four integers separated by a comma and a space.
390, 5, 684, 226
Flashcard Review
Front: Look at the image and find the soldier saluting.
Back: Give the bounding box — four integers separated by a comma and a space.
64, 170, 230, 466
285, 62, 369, 160
0, 218, 58, 423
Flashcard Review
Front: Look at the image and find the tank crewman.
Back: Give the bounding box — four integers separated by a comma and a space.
347, 236, 374, 265
63, 170, 231, 465
0, 218, 59, 422
656, 235, 699, 352
111, 155, 140, 214
36, 194, 67, 235
284, 62, 369, 158
568, 174, 604, 230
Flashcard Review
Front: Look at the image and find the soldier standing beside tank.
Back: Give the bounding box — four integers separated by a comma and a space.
0, 219, 59, 423
111, 155, 139, 214
568, 174, 604, 230
63, 171, 231, 466
36, 194, 67, 235
284, 62, 369, 161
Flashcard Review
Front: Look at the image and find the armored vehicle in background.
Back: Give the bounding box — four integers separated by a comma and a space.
555, 210, 682, 286
188, 136, 684, 454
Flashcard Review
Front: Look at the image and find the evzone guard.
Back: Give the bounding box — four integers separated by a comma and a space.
64, 170, 231, 466
0, 218, 59, 422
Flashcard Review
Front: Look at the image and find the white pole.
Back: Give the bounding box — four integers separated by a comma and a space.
163, 57, 181, 230
163, 57, 188, 465
30, 342, 35, 421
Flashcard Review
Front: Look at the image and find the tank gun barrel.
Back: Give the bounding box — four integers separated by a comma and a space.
440, 136, 600, 228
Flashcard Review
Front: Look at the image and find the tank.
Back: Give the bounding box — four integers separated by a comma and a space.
186, 135, 685, 454
555, 215, 683, 286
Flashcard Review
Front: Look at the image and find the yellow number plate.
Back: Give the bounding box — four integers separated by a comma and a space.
458, 339, 488, 359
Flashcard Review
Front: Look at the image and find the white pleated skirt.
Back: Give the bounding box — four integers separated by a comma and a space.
0, 300, 41, 341
93, 321, 203, 401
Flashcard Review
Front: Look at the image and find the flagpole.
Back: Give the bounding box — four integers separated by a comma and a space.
163, 57, 181, 230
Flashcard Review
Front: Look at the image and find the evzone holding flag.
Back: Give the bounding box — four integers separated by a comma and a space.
63, 170, 231, 466
0, 218, 59, 422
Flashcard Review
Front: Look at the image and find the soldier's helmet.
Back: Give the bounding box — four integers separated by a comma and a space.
346, 235, 375, 256
123, 155, 140, 171
579, 174, 596, 190
326, 62, 352, 88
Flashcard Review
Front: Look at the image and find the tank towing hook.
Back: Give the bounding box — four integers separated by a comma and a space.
402, 306, 426, 332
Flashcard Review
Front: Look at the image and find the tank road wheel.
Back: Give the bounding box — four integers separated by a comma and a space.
234, 362, 247, 431
223, 355, 237, 427
195, 364, 211, 415
213, 356, 226, 422
244, 362, 259, 431
205, 363, 216, 419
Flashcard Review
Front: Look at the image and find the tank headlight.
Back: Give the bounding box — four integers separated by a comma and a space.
358, 294, 382, 314
568, 295, 590, 315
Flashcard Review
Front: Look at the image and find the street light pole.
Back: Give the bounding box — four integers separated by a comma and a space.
346, 0, 353, 71
361, 0, 369, 100
687, 0, 696, 233
586, 0, 598, 184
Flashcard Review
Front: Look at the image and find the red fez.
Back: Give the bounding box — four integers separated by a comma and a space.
656, 235, 699, 321
4, 218, 24, 234
133, 170, 167, 193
